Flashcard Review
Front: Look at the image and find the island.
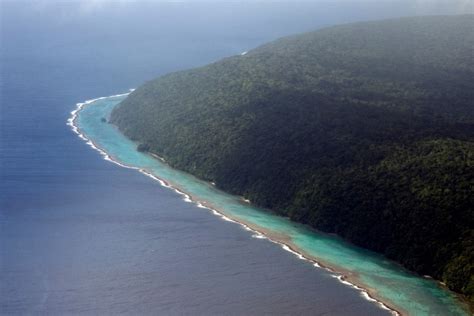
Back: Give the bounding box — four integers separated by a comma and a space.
110, 15, 473, 308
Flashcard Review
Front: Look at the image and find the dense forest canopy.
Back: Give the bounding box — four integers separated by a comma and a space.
111, 15, 474, 305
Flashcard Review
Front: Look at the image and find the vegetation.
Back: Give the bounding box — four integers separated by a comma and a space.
136, 143, 150, 152
111, 15, 474, 304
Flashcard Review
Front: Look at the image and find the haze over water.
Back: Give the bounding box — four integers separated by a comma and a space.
1, 1, 471, 315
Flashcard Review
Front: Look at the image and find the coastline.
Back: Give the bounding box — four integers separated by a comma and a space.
67, 92, 404, 316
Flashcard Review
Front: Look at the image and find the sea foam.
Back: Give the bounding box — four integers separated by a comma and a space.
69, 92, 399, 316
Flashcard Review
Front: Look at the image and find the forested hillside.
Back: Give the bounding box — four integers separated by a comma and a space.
111, 15, 474, 304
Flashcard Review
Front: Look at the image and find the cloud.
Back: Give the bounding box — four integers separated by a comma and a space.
24, 0, 474, 16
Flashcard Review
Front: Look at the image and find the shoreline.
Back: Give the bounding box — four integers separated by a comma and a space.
69, 92, 405, 316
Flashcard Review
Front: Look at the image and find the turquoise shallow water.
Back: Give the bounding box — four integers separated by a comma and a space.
76, 94, 469, 316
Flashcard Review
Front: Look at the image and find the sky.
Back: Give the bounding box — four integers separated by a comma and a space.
7, 0, 473, 15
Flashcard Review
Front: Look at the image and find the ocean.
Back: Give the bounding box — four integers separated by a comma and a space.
0, 1, 470, 315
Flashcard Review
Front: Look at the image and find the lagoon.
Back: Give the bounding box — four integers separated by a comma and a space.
74, 94, 469, 316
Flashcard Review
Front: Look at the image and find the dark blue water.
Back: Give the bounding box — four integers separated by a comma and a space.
1, 1, 469, 314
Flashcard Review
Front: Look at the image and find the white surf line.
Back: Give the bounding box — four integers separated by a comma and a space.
68, 92, 400, 316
